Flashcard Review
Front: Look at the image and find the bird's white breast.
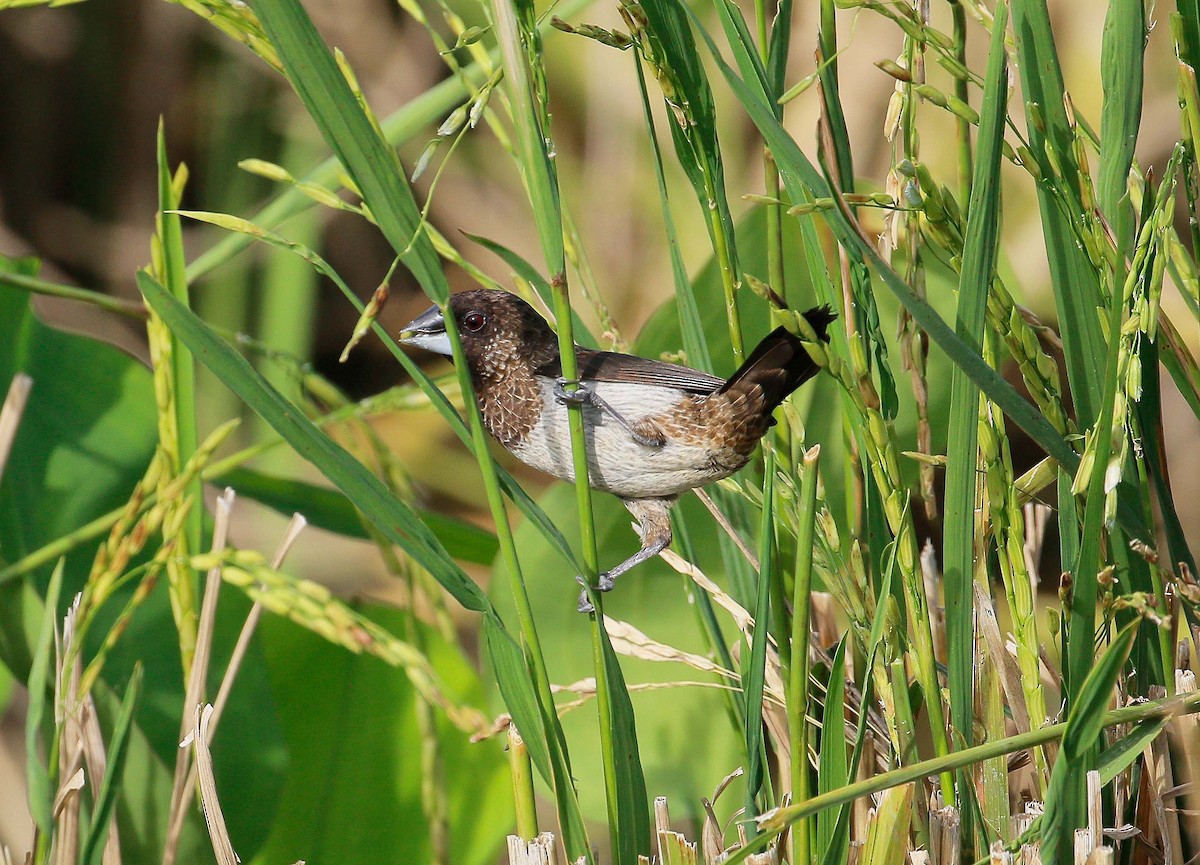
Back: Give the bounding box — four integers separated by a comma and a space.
509, 377, 734, 499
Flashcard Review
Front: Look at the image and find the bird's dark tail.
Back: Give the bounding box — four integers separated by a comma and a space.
720, 305, 836, 411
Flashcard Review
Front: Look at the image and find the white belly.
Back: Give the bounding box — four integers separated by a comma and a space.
509, 378, 732, 499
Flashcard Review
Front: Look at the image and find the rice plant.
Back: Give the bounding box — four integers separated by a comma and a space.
2, 0, 1199, 863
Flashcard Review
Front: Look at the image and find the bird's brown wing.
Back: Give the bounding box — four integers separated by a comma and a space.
536, 349, 726, 394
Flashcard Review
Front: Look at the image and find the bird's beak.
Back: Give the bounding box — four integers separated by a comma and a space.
398, 304, 453, 357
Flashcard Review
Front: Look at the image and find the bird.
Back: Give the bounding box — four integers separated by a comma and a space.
398, 289, 835, 611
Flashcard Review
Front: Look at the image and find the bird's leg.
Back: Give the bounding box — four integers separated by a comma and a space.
553, 377, 665, 449
577, 497, 675, 613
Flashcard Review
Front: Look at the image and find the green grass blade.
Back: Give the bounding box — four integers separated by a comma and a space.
813, 1, 894, 415
942, 0, 1008, 757
1097, 0, 1144, 250
136, 271, 487, 611
481, 615, 553, 782
743, 449, 776, 811
24, 559, 63, 836
0, 270, 146, 320
788, 446, 819, 864
633, 54, 712, 373
489, 0, 562, 271
1097, 716, 1168, 785
1134, 339, 1198, 579
637, 0, 746, 361
481, 614, 591, 856
155, 127, 203, 672
1010, 0, 1107, 426
1178, 0, 1200, 69
80, 664, 143, 865
818, 538, 904, 865
815, 0, 852, 192
765, 0, 791, 99
1039, 618, 1140, 865
705, 0, 770, 99
461, 232, 597, 348
247, 0, 448, 303
815, 637, 848, 863
595, 619, 651, 856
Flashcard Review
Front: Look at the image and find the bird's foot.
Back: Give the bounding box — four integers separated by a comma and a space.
575, 572, 615, 613
554, 377, 593, 406
628, 428, 666, 449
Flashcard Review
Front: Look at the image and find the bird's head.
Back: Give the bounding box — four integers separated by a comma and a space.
398, 290, 558, 379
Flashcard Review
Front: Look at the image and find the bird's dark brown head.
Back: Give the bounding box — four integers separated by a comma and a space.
398, 290, 559, 382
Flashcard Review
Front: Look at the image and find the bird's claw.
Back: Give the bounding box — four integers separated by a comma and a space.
554, 377, 592, 406
575, 572, 614, 613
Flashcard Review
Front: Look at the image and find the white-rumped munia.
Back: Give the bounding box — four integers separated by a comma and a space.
399, 290, 834, 610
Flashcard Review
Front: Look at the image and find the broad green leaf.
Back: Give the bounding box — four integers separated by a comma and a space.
215, 467, 500, 565
253, 607, 512, 865
0, 260, 158, 593
23, 559, 61, 834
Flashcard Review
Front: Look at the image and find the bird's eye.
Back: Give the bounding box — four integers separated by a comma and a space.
463, 311, 487, 333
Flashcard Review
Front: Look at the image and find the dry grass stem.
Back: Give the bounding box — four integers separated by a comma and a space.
654, 797, 699, 865
163, 487, 236, 865
52, 598, 84, 865
604, 616, 740, 688
693, 489, 760, 571
187, 705, 237, 865
659, 550, 756, 634
210, 511, 307, 729
77, 693, 122, 865
0, 372, 32, 483
506, 832, 567, 865
975, 582, 1031, 735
